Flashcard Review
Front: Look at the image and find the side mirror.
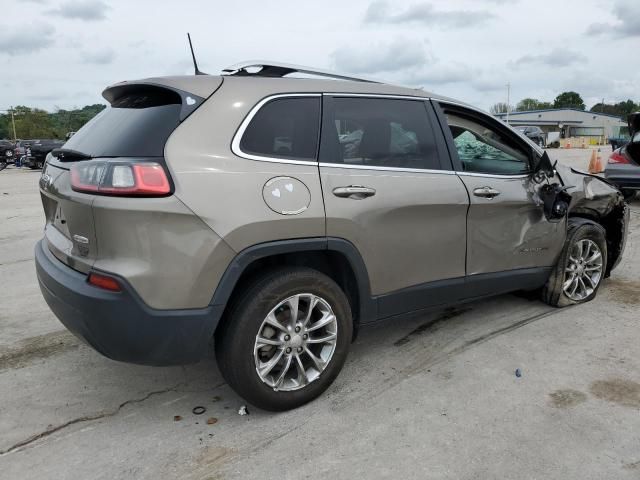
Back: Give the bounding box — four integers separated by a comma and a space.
532, 151, 555, 181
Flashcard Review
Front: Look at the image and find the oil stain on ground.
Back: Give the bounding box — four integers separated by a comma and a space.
394, 307, 472, 346
549, 389, 587, 408
604, 279, 640, 306
590, 378, 640, 408
0, 331, 80, 372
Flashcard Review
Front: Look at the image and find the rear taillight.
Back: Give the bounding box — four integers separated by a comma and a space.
71, 161, 171, 196
608, 150, 629, 164
88, 272, 121, 292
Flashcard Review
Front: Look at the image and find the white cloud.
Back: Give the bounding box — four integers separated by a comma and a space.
49, 0, 110, 21
0, 23, 55, 55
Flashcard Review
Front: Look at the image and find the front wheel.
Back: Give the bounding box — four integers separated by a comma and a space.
215, 267, 352, 411
542, 220, 607, 307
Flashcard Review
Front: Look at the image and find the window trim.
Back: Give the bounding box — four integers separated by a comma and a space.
434, 101, 536, 177
231, 93, 322, 166
319, 94, 449, 173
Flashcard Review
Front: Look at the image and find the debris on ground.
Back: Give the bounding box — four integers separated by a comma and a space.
206, 417, 218, 425
173, 415, 182, 422
238, 405, 249, 416
515, 368, 522, 378
192, 406, 206, 415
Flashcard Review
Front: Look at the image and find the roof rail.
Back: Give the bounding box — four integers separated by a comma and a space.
221, 61, 379, 83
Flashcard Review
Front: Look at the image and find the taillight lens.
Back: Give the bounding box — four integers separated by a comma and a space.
608, 150, 629, 164
71, 161, 171, 196
88, 272, 121, 292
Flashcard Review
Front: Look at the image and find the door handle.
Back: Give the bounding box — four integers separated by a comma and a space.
332, 186, 376, 200
473, 186, 501, 199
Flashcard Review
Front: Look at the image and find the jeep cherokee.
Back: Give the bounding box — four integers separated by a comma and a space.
35, 62, 629, 411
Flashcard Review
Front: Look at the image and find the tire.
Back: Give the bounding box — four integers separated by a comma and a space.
215, 267, 353, 411
542, 220, 607, 307
622, 189, 636, 201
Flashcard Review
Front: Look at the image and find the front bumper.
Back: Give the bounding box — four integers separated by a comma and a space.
35, 239, 223, 366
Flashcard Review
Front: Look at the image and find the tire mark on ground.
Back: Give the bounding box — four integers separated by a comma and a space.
0, 331, 80, 372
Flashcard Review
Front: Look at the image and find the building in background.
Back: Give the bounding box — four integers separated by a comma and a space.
494, 108, 627, 145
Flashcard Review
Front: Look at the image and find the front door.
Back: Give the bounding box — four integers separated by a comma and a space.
435, 102, 566, 278
319, 95, 469, 317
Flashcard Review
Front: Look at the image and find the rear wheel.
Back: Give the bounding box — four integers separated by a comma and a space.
542, 220, 607, 307
215, 267, 352, 411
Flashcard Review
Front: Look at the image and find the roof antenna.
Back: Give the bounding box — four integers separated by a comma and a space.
187, 33, 207, 75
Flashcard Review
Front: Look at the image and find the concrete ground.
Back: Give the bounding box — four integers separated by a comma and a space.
1, 149, 639, 480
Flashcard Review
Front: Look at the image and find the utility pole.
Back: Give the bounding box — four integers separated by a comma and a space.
506, 83, 511, 125
10, 106, 17, 141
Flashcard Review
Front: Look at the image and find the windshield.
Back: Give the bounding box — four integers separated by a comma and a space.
61, 89, 182, 158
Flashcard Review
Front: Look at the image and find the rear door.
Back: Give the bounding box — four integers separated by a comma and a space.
434, 101, 566, 278
319, 95, 469, 318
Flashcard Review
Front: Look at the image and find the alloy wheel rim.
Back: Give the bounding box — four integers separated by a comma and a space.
563, 239, 603, 301
254, 293, 338, 392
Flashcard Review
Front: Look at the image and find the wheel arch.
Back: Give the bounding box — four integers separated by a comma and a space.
210, 237, 376, 338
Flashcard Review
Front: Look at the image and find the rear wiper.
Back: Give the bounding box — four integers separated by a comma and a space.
51, 148, 92, 161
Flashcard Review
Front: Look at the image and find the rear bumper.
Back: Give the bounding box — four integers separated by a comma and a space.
35, 239, 223, 366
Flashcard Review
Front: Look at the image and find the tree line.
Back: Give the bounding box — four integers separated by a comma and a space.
0, 104, 106, 140
490, 91, 639, 118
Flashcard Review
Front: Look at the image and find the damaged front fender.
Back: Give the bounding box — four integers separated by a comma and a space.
556, 163, 630, 275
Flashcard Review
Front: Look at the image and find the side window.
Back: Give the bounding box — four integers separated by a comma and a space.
444, 112, 530, 175
240, 97, 320, 160
320, 97, 440, 170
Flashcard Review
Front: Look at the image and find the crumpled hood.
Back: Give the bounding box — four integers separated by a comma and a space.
555, 163, 624, 217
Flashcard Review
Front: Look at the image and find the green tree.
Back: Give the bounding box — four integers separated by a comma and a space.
0, 114, 9, 139
589, 100, 639, 118
516, 98, 540, 111
553, 91, 585, 110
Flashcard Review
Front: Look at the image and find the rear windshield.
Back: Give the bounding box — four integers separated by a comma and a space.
62, 88, 182, 158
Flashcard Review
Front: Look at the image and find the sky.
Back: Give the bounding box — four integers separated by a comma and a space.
0, 0, 639, 113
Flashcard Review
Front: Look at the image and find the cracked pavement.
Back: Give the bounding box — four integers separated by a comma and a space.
1, 150, 640, 479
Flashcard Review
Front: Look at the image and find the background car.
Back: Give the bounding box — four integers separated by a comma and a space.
0, 139, 14, 163
23, 139, 64, 169
605, 112, 640, 200
513, 125, 546, 147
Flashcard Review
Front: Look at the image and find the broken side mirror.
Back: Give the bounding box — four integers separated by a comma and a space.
532, 151, 556, 183
539, 184, 572, 222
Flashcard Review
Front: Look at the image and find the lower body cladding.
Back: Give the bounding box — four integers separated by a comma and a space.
35, 240, 224, 366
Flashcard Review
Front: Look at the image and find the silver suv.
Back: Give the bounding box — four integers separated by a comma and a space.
35, 62, 629, 411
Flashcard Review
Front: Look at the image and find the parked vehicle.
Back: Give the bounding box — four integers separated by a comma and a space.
35, 62, 630, 411
609, 126, 630, 151
1, 140, 14, 166
23, 139, 64, 169
605, 112, 640, 200
513, 125, 546, 147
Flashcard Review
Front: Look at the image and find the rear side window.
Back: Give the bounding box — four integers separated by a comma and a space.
240, 97, 321, 160
62, 86, 183, 158
320, 97, 440, 170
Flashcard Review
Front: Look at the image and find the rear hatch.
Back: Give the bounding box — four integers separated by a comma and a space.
39, 77, 221, 273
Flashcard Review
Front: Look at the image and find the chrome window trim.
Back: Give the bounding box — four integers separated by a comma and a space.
455, 171, 530, 179
231, 93, 322, 166
323, 92, 430, 101
319, 162, 455, 175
